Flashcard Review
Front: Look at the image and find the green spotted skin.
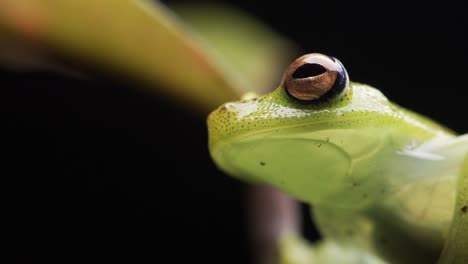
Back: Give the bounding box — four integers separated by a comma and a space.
208, 83, 455, 202
207, 82, 466, 264
209, 83, 452, 149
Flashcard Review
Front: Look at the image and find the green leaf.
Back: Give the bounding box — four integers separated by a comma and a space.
0, 0, 239, 113
170, 3, 298, 95
0, 0, 297, 114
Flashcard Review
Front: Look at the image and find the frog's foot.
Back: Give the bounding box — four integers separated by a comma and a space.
279, 234, 388, 264
437, 150, 468, 263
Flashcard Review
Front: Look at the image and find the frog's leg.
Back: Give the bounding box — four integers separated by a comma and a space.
279, 135, 468, 264
437, 150, 468, 263
246, 185, 384, 264
279, 205, 389, 264
278, 232, 387, 264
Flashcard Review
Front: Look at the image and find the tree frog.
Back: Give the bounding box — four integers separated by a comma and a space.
207, 54, 468, 264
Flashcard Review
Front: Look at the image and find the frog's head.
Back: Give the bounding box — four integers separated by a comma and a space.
207, 53, 427, 205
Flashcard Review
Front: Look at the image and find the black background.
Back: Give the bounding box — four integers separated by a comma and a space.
2, 1, 466, 263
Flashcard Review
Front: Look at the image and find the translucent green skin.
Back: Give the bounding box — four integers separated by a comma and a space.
208, 82, 468, 263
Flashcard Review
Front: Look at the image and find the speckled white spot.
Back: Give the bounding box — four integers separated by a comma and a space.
225, 101, 260, 119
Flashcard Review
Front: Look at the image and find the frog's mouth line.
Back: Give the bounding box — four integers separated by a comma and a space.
208, 114, 379, 151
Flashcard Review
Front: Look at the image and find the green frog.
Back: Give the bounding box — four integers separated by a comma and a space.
207, 53, 468, 264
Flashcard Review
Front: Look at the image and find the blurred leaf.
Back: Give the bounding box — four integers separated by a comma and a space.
0, 0, 297, 114
170, 3, 298, 95
0, 0, 240, 113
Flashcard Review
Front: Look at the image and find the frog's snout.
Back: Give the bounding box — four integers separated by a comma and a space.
208, 96, 265, 149
207, 104, 230, 150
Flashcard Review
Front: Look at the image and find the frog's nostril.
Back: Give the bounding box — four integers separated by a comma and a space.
292, 63, 327, 79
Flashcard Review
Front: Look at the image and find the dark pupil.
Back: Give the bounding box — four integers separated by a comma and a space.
292, 63, 327, 79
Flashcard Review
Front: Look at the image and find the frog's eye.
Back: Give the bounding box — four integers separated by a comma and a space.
283, 53, 349, 102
